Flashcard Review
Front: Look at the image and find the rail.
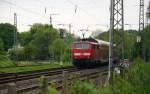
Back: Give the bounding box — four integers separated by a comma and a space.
0, 66, 108, 94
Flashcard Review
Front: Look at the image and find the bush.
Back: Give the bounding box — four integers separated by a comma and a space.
70, 81, 97, 94
99, 58, 150, 94
48, 86, 60, 94
39, 58, 150, 94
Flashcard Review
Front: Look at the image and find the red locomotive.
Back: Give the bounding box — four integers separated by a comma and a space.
71, 38, 110, 67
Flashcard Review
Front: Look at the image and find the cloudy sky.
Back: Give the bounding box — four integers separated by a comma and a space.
0, 0, 149, 37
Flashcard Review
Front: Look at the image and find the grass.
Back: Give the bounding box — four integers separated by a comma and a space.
0, 60, 15, 67
0, 61, 72, 73
0, 55, 15, 67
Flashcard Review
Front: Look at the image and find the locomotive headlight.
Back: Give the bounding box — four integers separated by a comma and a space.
83, 53, 91, 56
74, 53, 81, 56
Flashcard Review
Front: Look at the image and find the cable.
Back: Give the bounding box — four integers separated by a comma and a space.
64, 0, 102, 23
0, 0, 47, 20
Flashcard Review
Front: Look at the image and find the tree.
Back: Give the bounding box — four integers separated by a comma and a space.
0, 23, 17, 51
19, 31, 32, 46
0, 38, 4, 51
32, 26, 59, 60
19, 23, 60, 60
49, 39, 68, 61
143, 25, 150, 61
95, 30, 137, 59
18, 23, 74, 61
24, 43, 38, 60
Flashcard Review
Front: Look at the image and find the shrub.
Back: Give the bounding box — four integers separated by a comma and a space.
69, 81, 97, 94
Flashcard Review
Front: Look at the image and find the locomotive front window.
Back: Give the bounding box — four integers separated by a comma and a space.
75, 43, 82, 49
82, 43, 90, 49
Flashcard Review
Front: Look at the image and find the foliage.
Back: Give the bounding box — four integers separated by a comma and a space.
16, 23, 74, 62
98, 84, 112, 94
19, 31, 32, 46
0, 23, 16, 51
37, 59, 150, 94
48, 87, 60, 94
0, 38, 15, 67
0, 58, 14, 67
39, 76, 59, 94
143, 25, 150, 61
0, 38, 4, 51
126, 58, 150, 94
70, 81, 97, 94
99, 58, 150, 94
39, 76, 48, 94
148, 1, 150, 18
49, 39, 68, 61
62, 46, 71, 62
95, 30, 137, 59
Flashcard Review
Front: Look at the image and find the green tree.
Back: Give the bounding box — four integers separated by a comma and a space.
24, 43, 37, 60
18, 23, 74, 61
143, 25, 150, 61
0, 38, 4, 51
32, 26, 59, 60
19, 31, 32, 46
49, 39, 68, 61
19, 23, 60, 60
0, 23, 16, 51
147, 2, 150, 18
96, 30, 137, 59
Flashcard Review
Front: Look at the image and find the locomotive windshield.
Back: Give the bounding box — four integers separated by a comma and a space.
74, 43, 90, 49
75, 43, 82, 49
82, 43, 90, 49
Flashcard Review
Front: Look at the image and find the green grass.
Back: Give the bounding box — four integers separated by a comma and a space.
0, 55, 15, 67
0, 62, 72, 73
0, 60, 15, 67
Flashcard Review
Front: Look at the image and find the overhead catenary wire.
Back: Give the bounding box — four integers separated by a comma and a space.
0, 0, 48, 21
0, 0, 66, 30
0, 0, 111, 33
0, 0, 107, 25
64, 0, 103, 23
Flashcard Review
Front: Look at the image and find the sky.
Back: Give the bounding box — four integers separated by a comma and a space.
0, 0, 149, 37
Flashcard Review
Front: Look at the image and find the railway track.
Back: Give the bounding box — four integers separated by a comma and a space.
0, 66, 108, 94
0, 66, 77, 84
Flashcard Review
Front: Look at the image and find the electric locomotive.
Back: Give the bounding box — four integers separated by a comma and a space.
71, 38, 110, 67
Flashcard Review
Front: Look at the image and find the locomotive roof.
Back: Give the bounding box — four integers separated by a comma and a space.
74, 38, 110, 46
95, 39, 110, 46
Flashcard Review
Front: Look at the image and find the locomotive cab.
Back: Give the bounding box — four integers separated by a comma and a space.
72, 41, 95, 67
72, 38, 109, 67
72, 42, 92, 59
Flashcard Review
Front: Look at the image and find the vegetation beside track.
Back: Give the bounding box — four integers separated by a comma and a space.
39, 58, 150, 94
0, 23, 75, 70
0, 61, 72, 72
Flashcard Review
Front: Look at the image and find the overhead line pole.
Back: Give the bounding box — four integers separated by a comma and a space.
49, 13, 59, 26
108, 0, 114, 82
14, 12, 18, 62
14, 13, 17, 48
109, 0, 124, 81
139, 0, 145, 61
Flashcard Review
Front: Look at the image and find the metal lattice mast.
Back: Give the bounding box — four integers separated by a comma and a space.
109, 0, 124, 81
113, 0, 124, 59
139, 0, 145, 60
14, 13, 17, 47
139, 0, 144, 32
